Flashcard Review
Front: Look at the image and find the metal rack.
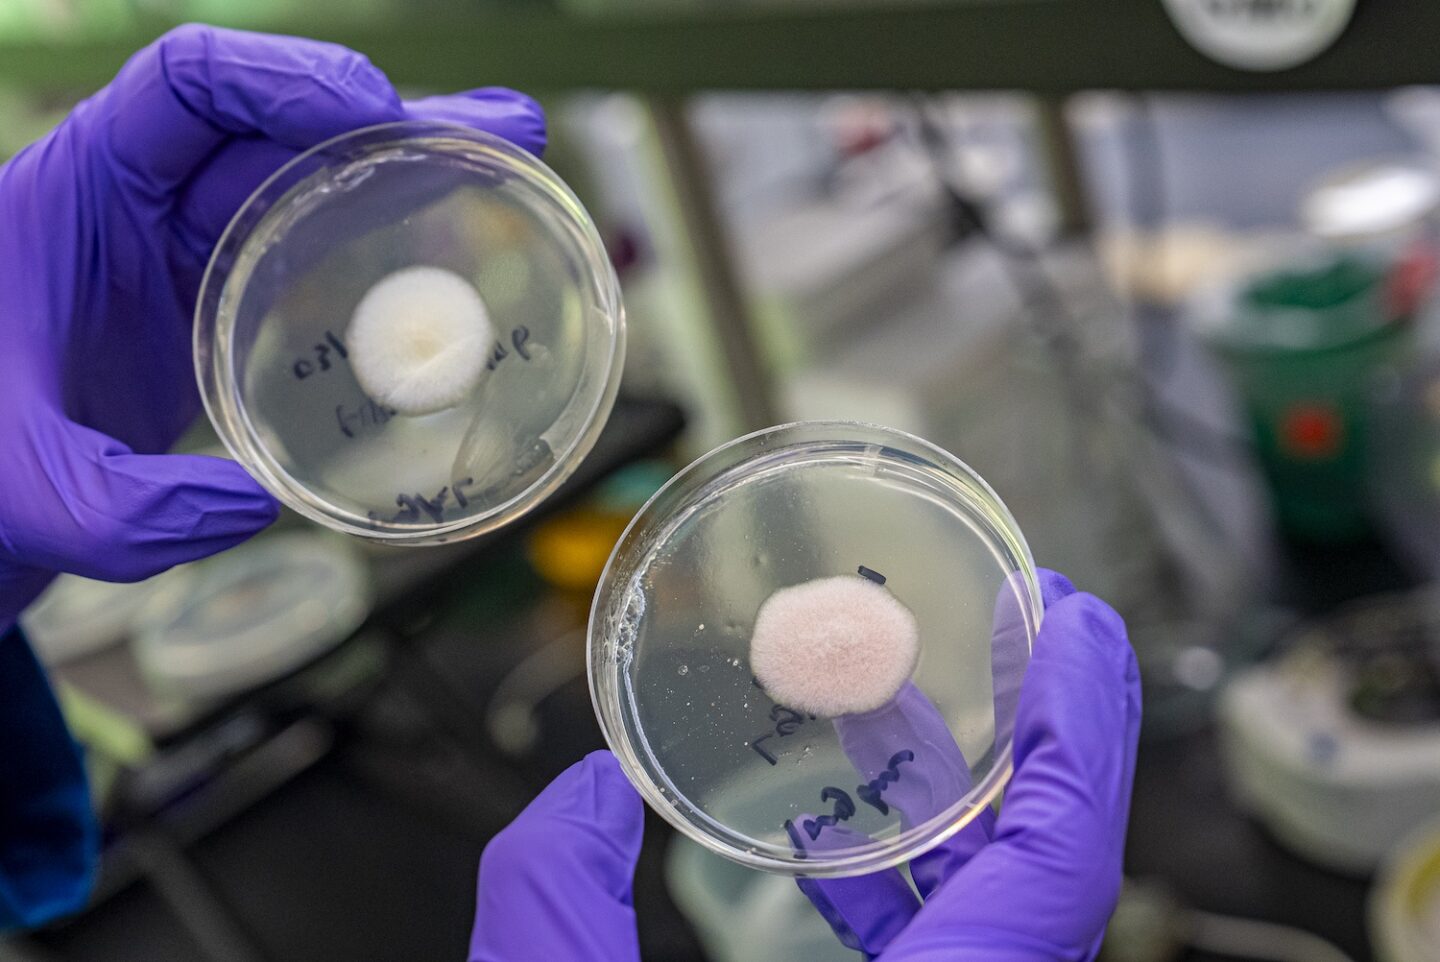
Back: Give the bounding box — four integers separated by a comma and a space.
0, 2, 1435, 93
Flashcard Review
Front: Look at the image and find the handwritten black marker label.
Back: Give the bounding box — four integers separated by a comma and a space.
336, 397, 397, 439
855, 749, 915, 816
749, 703, 816, 765
486, 325, 533, 371
367, 477, 477, 525
292, 330, 349, 380
296, 326, 533, 382
857, 565, 887, 586
784, 750, 915, 846
799, 787, 857, 840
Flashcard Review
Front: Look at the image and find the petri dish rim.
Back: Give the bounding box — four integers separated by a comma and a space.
195, 120, 626, 544
588, 419, 1044, 878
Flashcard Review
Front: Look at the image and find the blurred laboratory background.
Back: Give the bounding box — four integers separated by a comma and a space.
5, 2, 1440, 961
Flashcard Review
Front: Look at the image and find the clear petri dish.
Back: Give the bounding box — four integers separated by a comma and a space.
133, 532, 370, 700
589, 421, 1043, 877
196, 122, 625, 545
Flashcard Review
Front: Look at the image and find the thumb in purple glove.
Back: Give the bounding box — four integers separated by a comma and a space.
790, 683, 993, 954
892, 575, 1140, 960
471, 751, 643, 962
799, 570, 1141, 961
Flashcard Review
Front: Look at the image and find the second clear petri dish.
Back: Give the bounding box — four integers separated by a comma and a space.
589, 421, 1043, 877
196, 122, 625, 545
133, 533, 370, 700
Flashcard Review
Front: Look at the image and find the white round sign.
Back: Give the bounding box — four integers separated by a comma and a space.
1162, 0, 1357, 72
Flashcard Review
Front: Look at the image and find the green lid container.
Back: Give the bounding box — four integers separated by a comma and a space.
1198, 250, 1418, 542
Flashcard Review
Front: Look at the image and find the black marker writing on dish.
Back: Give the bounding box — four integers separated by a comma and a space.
749, 703, 816, 765
783, 750, 916, 844
855, 749, 915, 816
486, 325, 533, 371
799, 787, 857, 840
367, 477, 477, 524
292, 330, 349, 380
857, 565, 887, 586
336, 397, 397, 439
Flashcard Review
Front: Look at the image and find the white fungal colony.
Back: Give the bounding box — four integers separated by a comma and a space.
346, 266, 492, 416
749, 575, 919, 717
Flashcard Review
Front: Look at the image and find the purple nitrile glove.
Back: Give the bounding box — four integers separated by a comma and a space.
801, 569, 1141, 961
789, 682, 994, 954
788, 569, 1035, 954
0, 24, 545, 634
469, 570, 1140, 962
470, 751, 644, 962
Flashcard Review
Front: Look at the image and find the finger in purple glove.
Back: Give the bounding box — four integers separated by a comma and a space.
94, 25, 401, 195
795, 568, 1063, 955
902, 569, 1074, 894
405, 89, 547, 155
1, 415, 278, 583
471, 751, 643, 962
797, 676, 998, 952
790, 819, 919, 957
880, 580, 1140, 961
176, 87, 546, 256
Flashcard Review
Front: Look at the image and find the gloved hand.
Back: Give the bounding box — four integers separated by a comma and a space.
0, 24, 546, 635
468, 570, 1141, 962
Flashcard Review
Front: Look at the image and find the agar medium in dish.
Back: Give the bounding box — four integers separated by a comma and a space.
589, 421, 1043, 878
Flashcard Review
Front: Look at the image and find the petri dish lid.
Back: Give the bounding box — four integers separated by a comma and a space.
133, 532, 371, 700
196, 122, 625, 545
589, 421, 1043, 877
